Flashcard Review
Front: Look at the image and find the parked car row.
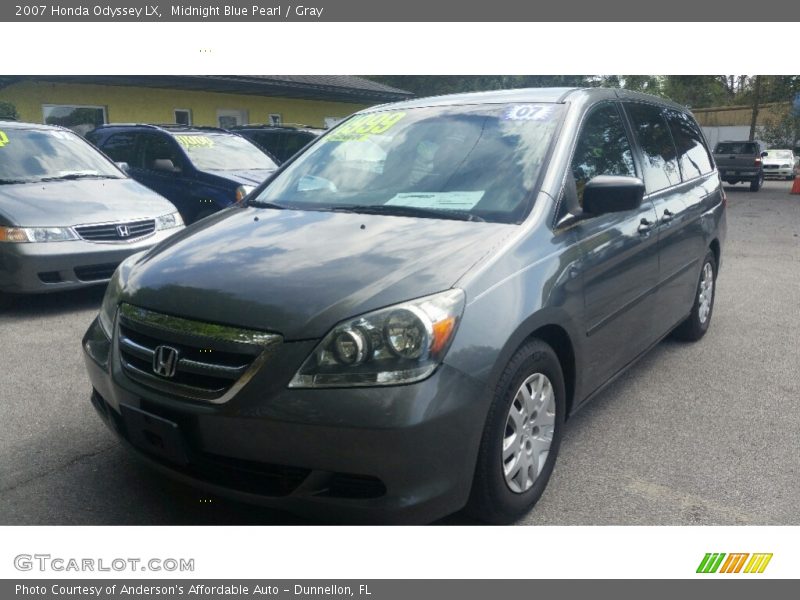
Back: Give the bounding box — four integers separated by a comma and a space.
0, 120, 322, 294
712, 140, 798, 191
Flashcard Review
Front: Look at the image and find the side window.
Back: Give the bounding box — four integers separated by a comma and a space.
139, 133, 184, 173
100, 133, 138, 166
571, 103, 636, 204
625, 103, 681, 193
665, 110, 713, 180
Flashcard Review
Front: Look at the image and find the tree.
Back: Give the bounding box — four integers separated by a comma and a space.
0, 100, 18, 119
761, 105, 800, 149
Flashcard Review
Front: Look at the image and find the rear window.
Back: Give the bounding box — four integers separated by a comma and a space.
715, 142, 757, 155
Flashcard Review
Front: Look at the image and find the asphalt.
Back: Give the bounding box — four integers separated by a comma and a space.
1, 180, 798, 525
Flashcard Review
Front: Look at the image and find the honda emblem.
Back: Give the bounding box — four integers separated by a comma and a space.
152, 345, 179, 378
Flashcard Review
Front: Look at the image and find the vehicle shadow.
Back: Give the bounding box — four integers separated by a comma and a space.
0, 285, 106, 318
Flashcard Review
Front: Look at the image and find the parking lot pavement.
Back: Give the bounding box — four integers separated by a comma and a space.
1, 180, 798, 525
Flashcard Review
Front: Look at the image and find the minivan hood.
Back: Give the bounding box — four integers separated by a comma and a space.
0, 178, 177, 227
204, 169, 275, 186
123, 207, 514, 339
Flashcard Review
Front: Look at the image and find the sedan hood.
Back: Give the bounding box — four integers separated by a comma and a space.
204, 169, 275, 186
122, 207, 515, 340
0, 178, 177, 227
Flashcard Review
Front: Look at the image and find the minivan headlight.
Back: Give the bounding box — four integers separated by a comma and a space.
155, 211, 183, 230
289, 289, 465, 388
0, 226, 77, 243
97, 251, 143, 337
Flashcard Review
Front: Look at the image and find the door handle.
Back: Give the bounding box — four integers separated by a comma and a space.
638, 218, 655, 234
661, 209, 674, 223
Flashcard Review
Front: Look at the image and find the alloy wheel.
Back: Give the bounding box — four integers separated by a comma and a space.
698, 262, 714, 324
502, 373, 556, 493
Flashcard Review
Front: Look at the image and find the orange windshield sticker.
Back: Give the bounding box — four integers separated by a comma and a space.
0, 130, 8, 147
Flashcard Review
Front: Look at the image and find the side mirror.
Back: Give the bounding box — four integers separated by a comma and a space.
115, 161, 130, 173
761, 151, 769, 157
582, 175, 645, 216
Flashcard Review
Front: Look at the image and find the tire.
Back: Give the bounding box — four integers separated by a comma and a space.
673, 250, 717, 342
749, 172, 763, 192
467, 339, 566, 524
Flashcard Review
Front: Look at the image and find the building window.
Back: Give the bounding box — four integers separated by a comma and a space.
269, 113, 282, 126
217, 109, 248, 128
42, 104, 106, 136
174, 109, 192, 126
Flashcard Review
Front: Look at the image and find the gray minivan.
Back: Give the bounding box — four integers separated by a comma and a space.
82, 88, 726, 523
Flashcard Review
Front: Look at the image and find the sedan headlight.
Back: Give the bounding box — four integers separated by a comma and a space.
155, 211, 184, 230
235, 185, 255, 203
289, 289, 465, 388
0, 226, 78, 243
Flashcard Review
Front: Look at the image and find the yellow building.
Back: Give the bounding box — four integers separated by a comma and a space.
0, 75, 411, 134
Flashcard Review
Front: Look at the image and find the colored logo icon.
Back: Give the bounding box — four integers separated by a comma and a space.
697, 553, 773, 574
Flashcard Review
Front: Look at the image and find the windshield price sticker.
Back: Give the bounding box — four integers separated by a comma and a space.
175, 135, 214, 148
0, 130, 8, 147
503, 104, 557, 121
386, 191, 485, 210
327, 112, 406, 142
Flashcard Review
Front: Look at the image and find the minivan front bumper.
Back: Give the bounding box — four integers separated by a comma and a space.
0, 230, 178, 293
82, 317, 488, 523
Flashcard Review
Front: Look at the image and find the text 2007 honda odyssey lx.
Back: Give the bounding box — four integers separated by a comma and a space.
82, 88, 726, 523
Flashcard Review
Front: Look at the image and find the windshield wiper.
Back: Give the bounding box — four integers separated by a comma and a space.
37, 173, 108, 182
0, 178, 32, 185
325, 204, 485, 222
247, 199, 289, 209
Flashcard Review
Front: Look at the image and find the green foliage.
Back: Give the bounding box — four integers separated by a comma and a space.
366, 75, 800, 110
0, 100, 18, 119
760, 105, 800, 148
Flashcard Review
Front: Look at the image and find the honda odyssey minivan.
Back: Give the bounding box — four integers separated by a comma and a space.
82, 88, 726, 523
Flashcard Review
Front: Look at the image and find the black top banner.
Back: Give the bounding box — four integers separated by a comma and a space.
2, 0, 798, 21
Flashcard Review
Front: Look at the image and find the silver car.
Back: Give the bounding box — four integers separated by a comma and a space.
0, 120, 184, 293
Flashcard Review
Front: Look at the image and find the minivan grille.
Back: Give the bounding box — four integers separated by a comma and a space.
116, 303, 282, 403
75, 219, 156, 242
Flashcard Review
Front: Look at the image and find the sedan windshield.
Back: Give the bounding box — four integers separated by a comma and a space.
765, 150, 793, 159
250, 103, 564, 224
0, 127, 124, 183
172, 132, 277, 171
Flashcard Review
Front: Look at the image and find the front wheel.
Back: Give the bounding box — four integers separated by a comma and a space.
673, 250, 717, 341
467, 339, 566, 524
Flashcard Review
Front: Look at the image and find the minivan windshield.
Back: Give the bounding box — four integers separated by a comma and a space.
172, 132, 277, 171
715, 142, 757, 155
250, 103, 564, 223
0, 127, 124, 184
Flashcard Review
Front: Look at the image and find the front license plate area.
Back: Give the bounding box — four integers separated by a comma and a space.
120, 404, 189, 466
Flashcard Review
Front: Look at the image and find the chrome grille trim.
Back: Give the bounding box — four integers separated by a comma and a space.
114, 303, 282, 404
75, 219, 156, 243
